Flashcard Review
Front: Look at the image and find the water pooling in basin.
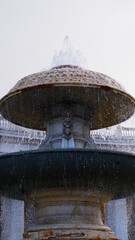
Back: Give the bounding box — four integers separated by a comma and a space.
1, 38, 135, 240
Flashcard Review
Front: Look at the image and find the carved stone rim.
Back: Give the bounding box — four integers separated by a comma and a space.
1, 64, 135, 105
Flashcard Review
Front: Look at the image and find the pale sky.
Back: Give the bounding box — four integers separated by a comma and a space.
0, 0, 135, 126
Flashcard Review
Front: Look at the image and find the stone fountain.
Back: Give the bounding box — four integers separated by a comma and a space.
0, 64, 135, 240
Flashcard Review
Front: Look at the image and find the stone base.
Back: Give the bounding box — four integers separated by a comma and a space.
23, 228, 118, 240
23, 189, 119, 240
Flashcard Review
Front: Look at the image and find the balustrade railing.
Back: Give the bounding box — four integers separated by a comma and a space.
0, 116, 45, 139
0, 115, 135, 141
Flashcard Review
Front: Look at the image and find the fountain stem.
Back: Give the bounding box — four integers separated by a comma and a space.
39, 103, 95, 150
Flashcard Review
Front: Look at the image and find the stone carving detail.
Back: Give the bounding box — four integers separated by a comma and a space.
62, 105, 75, 148
38, 125, 52, 150
63, 106, 73, 140
8, 65, 124, 95
38, 138, 52, 150
84, 123, 95, 149
85, 107, 95, 125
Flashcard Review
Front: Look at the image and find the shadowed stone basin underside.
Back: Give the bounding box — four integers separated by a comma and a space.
1, 65, 135, 131
1, 86, 134, 131
0, 149, 135, 200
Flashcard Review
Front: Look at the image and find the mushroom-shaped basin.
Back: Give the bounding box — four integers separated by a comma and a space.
0, 65, 135, 130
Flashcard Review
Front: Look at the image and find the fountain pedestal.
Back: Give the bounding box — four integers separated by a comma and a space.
24, 189, 118, 240
23, 107, 118, 239
1, 65, 135, 240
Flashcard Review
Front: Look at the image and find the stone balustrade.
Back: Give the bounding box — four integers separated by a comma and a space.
1, 115, 135, 141
0, 115, 45, 140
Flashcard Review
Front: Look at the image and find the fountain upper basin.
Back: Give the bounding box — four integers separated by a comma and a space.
1, 65, 135, 130
0, 149, 135, 200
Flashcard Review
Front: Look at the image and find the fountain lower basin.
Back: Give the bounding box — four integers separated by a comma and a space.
0, 149, 135, 200
1, 149, 131, 239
